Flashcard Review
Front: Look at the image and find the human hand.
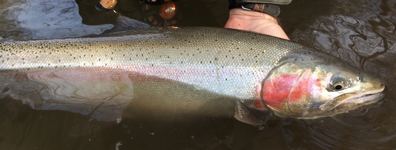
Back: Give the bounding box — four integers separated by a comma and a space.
224, 8, 289, 40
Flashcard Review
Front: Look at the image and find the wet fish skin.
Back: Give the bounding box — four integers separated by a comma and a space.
0, 27, 385, 124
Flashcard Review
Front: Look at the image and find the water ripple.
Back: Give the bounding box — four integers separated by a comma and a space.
287, 0, 396, 149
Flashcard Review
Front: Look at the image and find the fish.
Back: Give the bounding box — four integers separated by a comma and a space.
0, 24, 385, 126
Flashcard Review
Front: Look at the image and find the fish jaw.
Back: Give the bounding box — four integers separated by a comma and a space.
259, 53, 385, 119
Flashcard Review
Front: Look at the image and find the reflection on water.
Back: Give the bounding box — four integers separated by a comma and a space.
0, 0, 113, 40
0, 0, 395, 149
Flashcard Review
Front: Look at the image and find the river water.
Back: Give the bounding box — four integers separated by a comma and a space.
0, 0, 395, 149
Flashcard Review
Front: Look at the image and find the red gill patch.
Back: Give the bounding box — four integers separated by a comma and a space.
289, 70, 310, 103
289, 70, 319, 103
262, 74, 300, 109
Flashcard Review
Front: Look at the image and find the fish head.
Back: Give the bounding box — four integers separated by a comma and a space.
259, 51, 385, 119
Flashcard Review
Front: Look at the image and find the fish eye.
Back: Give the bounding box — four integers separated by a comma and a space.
333, 82, 344, 90
329, 75, 349, 91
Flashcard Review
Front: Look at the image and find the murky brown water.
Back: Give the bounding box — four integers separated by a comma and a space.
0, 0, 395, 149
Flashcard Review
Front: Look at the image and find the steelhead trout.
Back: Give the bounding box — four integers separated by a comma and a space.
0, 27, 385, 125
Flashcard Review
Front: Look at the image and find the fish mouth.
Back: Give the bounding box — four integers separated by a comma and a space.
347, 82, 386, 104
319, 87, 385, 111
348, 92, 385, 104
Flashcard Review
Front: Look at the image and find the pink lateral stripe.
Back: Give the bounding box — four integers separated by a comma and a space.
11, 65, 222, 84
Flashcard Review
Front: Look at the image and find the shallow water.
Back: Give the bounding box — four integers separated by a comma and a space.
0, 0, 395, 149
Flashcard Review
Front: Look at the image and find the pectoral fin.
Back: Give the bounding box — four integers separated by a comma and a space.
234, 101, 272, 126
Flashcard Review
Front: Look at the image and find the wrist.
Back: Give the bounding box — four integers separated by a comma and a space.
227, 8, 279, 26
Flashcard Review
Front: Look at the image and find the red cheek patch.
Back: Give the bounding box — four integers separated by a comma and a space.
262, 74, 300, 109
289, 70, 312, 103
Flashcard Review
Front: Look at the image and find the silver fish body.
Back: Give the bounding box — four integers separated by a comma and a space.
0, 27, 384, 124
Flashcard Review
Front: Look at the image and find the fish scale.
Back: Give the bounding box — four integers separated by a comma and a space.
0, 27, 301, 100
1, 28, 295, 69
